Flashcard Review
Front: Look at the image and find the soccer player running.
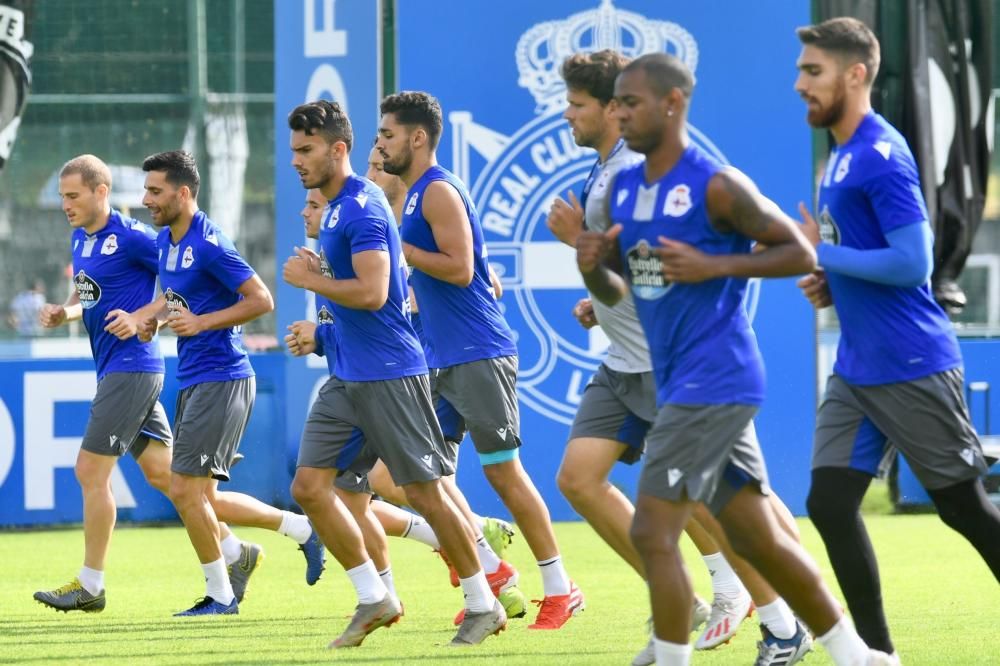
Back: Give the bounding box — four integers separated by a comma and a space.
136, 150, 323, 616
548, 50, 810, 665
32, 154, 271, 614
576, 53, 891, 666
284, 100, 506, 647
794, 18, 1000, 663
377, 91, 583, 630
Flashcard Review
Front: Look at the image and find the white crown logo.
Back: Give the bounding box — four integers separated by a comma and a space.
516, 0, 699, 114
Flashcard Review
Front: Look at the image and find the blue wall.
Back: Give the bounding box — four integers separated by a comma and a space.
0, 354, 289, 526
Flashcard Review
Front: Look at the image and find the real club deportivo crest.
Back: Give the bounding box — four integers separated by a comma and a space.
100, 234, 118, 255
450, 0, 738, 424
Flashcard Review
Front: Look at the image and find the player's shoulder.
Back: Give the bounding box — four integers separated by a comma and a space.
339, 176, 392, 221
612, 160, 645, 187
193, 213, 236, 253
851, 113, 917, 177
116, 212, 158, 241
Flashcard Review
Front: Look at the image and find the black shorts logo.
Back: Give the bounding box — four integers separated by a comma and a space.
73, 270, 102, 309
164, 288, 190, 313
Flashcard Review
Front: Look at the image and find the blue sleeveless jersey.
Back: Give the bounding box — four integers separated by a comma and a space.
156, 211, 256, 389
818, 112, 960, 385
400, 165, 516, 368
610, 145, 765, 407
71, 210, 165, 380
318, 174, 426, 382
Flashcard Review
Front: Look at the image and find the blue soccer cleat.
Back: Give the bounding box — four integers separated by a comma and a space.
173, 596, 239, 617
299, 525, 326, 585
753, 622, 813, 666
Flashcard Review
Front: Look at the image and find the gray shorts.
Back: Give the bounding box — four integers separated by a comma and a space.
345, 374, 454, 486
298, 376, 367, 470
639, 404, 769, 515
813, 369, 988, 490
568, 364, 655, 465
431, 355, 521, 459
81, 372, 172, 459
172, 377, 255, 481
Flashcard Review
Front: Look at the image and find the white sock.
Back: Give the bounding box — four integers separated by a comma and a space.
402, 514, 440, 549
201, 558, 234, 605
476, 535, 502, 574
757, 599, 797, 640
653, 637, 692, 666
220, 534, 243, 566
378, 567, 398, 601
346, 560, 387, 605
459, 570, 494, 613
702, 552, 744, 598
817, 616, 869, 666
277, 511, 311, 545
78, 566, 104, 596
537, 555, 571, 596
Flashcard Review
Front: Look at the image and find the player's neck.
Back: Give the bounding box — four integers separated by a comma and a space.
168, 205, 199, 244
82, 205, 112, 236
400, 154, 436, 189
595, 131, 621, 163
829, 97, 872, 145
642, 130, 689, 184
318, 165, 355, 201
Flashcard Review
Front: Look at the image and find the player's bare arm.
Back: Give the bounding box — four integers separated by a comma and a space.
403, 180, 474, 286
701, 167, 817, 277
576, 224, 626, 306
169, 274, 273, 337
287, 249, 390, 311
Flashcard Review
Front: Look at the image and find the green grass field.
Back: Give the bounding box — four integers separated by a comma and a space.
2, 508, 996, 665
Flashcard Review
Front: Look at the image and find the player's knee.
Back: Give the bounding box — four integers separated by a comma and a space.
630, 512, 675, 557
928, 479, 981, 533
74, 455, 111, 492
556, 463, 593, 504
806, 468, 860, 530
168, 474, 199, 509
290, 473, 323, 508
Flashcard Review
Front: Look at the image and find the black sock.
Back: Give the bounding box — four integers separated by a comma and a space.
928, 478, 1000, 582
807, 466, 894, 654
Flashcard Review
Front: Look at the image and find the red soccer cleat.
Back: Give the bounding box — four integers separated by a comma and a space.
527, 581, 585, 630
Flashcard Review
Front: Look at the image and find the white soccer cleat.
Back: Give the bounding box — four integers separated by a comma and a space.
694, 591, 754, 650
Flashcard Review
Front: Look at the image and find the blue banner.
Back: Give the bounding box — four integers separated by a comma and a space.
274, 0, 383, 470
0, 355, 288, 527
398, 0, 818, 517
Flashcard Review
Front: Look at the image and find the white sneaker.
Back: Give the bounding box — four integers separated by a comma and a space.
691, 595, 711, 632
632, 597, 715, 666
694, 591, 754, 649
866, 650, 901, 665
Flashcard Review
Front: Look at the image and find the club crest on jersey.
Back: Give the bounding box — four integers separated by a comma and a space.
317, 305, 334, 325
405, 192, 418, 215
326, 204, 341, 229
833, 152, 852, 183
664, 184, 693, 217
452, 1, 739, 424
626, 240, 670, 300
100, 234, 118, 255
164, 287, 190, 312
181, 246, 194, 269
817, 204, 841, 246
73, 270, 101, 309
